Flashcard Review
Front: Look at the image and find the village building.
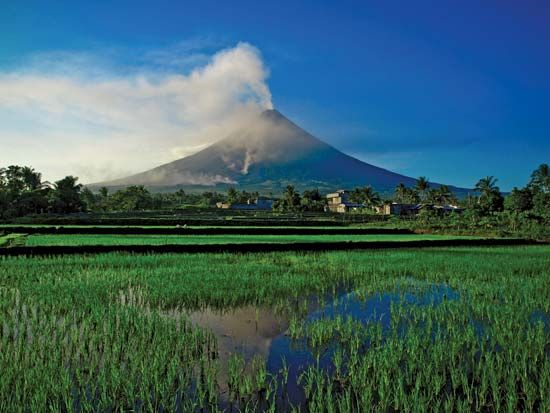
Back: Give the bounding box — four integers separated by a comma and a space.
216, 198, 273, 211
325, 190, 365, 213
378, 202, 463, 216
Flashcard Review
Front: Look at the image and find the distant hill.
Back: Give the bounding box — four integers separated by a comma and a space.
92, 109, 467, 195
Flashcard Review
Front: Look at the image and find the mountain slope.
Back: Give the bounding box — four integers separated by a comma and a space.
94, 110, 457, 193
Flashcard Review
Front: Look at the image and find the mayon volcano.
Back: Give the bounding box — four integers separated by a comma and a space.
94, 110, 458, 194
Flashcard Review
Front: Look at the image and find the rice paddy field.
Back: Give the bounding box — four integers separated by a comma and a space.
1, 245, 549, 412
0, 233, 26, 247
21, 233, 478, 246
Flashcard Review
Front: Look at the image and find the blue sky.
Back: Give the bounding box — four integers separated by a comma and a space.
1, 0, 549, 189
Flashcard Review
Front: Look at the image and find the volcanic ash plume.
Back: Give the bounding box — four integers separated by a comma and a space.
0, 42, 273, 183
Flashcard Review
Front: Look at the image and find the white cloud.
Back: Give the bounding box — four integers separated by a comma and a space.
0, 42, 273, 183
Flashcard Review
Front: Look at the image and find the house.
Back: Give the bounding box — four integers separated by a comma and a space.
216, 198, 273, 211
325, 190, 364, 213
378, 203, 417, 216
255, 198, 274, 210
379, 203, 462, 216
433, 204, 463, 213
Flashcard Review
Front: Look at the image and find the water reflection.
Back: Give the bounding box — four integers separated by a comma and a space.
268, 283, 459, 407
187, 281, 460, 409
187, 306, 288, 394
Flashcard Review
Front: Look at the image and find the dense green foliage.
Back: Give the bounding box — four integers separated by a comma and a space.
349, 186, 381, 206
0, 246, 548, 411
393, 165, 550, 239
272, 186, 325, 212
82, 187, 227, 212
2, 163, 549, 238
0, 166, 84, 218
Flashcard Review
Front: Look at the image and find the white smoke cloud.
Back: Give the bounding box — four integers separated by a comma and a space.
0, 42, 273, 183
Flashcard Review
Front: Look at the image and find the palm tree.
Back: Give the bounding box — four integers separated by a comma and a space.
350, 187, 363, 204
350, 186, 381, 206
405, 188, 420, 204
362, 186, 381, 206
394, 183, 407, 203
99, 187, 110, 198
283, 185, 301, 211
475, 176, 499, 200
435, 185, 454, 206
529, 163, 550, 192
54, 176, 82, 192
21, 166, 50, 191
50, 176, 84, 213
415, 177, 430, 202
226, 187, 238, 204
5, 166, 24, 194
19, 167, 51, 214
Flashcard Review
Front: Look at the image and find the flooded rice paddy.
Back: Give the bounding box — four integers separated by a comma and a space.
186, 280, 547, 411
0, 247, 549, 412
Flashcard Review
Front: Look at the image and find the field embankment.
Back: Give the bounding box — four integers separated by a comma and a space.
0, 225, 412, 235
3, 210, 388, 227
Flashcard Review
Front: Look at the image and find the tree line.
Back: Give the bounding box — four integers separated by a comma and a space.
0, 166, 85, 218
0, 166, 227, 218
1, 164, 548, 225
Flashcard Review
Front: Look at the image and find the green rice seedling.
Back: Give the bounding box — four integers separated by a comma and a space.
0, 233, 26, 247
23, 232, 481, 247
0, 245, 548, 411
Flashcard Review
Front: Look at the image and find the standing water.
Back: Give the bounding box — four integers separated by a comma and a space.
187, 280, 460, 410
